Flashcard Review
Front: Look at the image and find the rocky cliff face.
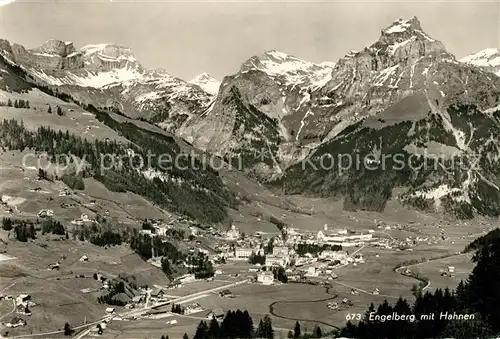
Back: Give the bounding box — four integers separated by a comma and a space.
0, 39, 214, 132
179, 16, 500, 181
178, 50, 335, 178
274, 17, 500, 218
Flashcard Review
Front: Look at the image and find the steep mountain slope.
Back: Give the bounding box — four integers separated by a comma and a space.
0, 39, 214, 133
460, 48, 500, 77
178, 50, 336, 177
0, 52, 237, 224
274, 17, 500, 218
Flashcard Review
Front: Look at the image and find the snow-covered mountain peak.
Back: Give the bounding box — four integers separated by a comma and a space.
382, 16, 422, 35
79, 43, 139, 71
189, 72, 220, 95
460, 48, 500, 77
379, 16, 438, 48
239, 50, 334, 89
460, 48, 500, 67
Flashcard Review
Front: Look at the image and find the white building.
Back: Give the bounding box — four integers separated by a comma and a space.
15, 294, 31, 305
257, 271, 274, 285
179, 274, 196, 284
305, 267, 319, 277
226, 225, 240, 240
317, 226, 373, 246
319, 250, 348, 261
184, 303, 203, 315
139, 229, 153, 236
154, 226, 169, 237
272, 246, 289, 257
234, 248, 254, 259
265, 255, 286, 267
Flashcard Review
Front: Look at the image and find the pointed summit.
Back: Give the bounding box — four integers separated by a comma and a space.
189, 72, 220, 95
379, 16, 438, 46
382, 16, 422, 35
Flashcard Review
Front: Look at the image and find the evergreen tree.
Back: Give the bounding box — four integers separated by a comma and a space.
294, 321, 301, 338
255, 319, 265, 338
242, 310, 254, 337
194, 321, 208, 339
26, 100, 30, 109
287, 330, 294, 338
7, 99, 12, 107
313, 325, 322, 338
161, 257, 173, 277
64, 322, 72, 336
48, 105, 52, 113
57, 106, 63, 116
14, 100, 18, 108
2, 217, 13, 231
207, 318, 220, 339
183, 333, 189, 339
263, 315, 274, 339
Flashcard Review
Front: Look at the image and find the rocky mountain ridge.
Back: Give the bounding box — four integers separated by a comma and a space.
460, 48, 500, 77
0, 39, 216, 132
274, 17, 500, 218
2, 16, 500, 218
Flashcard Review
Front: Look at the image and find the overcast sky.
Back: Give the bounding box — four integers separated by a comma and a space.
0, 0, 498, 80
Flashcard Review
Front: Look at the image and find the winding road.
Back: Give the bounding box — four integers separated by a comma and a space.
269, 286, 341, 330
7, 280, 248, 339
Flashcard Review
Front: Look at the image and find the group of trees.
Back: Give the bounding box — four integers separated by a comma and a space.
41, 219, 66, 235
2, 218, 37, 241
0, 113, 236, 224
272, 266, 288, 283
186, 252, 215, 279
47, 105, 64, 115
89, 229, 123, 247
76, 221, 128, 247
13, 222, 37, 242
248, 252, 266, 265
192, 310, 271, 339
2, 99, 30, 109
60, 173, 85, 190
171, 303, 184, 314
1, 217, 14, 231
2, 217, 69, 241
130, 231, 183, 261
288, 321, 323, 339
295, 243, 342, 257
341, 228, 500, 338
97, 279, 127, 306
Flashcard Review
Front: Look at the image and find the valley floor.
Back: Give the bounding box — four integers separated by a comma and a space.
0, 146, 494, 338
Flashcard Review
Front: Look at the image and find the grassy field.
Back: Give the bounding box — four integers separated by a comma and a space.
0, 150, 173, 226
0, 89, 128, 143
0, 239, 169, 337
405, 253, 475, 291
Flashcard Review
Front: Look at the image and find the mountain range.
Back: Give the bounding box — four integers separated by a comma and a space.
1, 16, 500, 219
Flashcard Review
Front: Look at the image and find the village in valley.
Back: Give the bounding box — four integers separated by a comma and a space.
0, 186, 488, 339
